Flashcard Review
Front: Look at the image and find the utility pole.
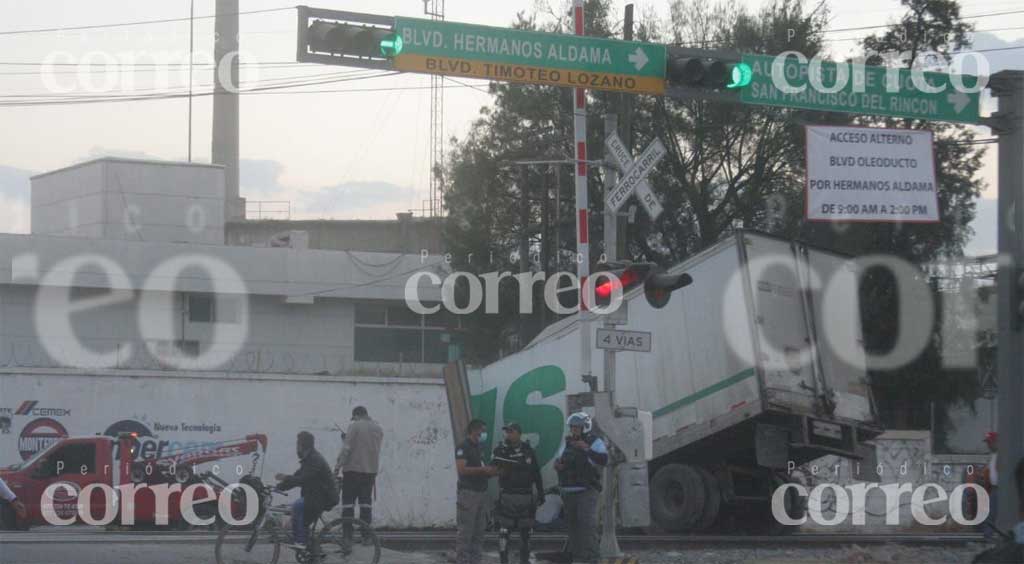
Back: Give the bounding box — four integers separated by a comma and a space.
212, 0, 242, 222
986, 69, 1024, 532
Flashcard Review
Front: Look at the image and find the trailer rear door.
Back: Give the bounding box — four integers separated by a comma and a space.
799, 244, 875, 423
740, 235, 819, 411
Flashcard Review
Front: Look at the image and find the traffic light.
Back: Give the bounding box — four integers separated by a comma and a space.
644, 270, 693, 309
668, 56, 751, 89
297, 7, 400, 70
307, 21, 402, 58
593, 263, 654, 308
665, 47, 751, 102
591, 262, 693, 310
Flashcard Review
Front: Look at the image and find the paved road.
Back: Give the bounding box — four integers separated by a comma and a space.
0, 541, 447, 564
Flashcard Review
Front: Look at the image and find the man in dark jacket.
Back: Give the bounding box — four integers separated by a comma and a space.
493, 422, 544, 564
276, 431, 335, 548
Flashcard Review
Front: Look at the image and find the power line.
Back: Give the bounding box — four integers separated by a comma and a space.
0, 6, 294, 36
0, 72, 399, 107
822, 8, 1024, 34
0, 76, 495, 108
0, 69, 378, 98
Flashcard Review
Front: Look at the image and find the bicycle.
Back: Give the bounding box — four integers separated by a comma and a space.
215, 479, 381, 564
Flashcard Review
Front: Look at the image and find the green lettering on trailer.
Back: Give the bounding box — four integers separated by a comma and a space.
501, 365, 566, 468
652, 367, 757, 418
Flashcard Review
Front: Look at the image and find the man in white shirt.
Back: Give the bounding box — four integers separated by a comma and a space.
0, 476, 27, 528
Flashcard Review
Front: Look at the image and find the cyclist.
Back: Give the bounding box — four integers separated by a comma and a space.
275, 431, 338, 549
0, 475, 27, 529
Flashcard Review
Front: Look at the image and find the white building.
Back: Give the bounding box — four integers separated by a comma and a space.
0, 158, 461, 527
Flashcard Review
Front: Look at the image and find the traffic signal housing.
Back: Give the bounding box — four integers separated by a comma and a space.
297, 6, 400, 69
592, 262, 693, 310
665, 47, 752, 102
644, 270, 693, 309
307, 21, 402, 58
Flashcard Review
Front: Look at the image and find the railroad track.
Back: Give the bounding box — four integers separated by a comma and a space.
0, 529, 985, 548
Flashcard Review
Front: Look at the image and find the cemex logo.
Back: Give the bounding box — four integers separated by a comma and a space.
15, 400, 71, 417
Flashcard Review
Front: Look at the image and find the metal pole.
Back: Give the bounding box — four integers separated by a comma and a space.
617, 4, 635, 260
520, 166, 531, 348
600, 113, 623, 558
989, 69, 1024, 532
541, 168, 550, 330
187, 0, 194, 163
571, 0, 592, 391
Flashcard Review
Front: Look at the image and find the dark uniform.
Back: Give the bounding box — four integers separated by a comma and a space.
556, 424, 607, 563
455, 436, 490, 564
493, 434, 544, 564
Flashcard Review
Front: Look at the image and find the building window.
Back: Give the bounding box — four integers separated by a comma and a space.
353, 303, 459, 364
187, 294, 215, 323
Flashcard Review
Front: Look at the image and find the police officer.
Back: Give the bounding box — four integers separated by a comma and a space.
554, 412, 607, 563
492, 422, 544, 564
455, 419, 498, 564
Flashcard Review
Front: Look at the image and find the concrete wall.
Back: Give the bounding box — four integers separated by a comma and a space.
0, 370, 457, 527
795, 430, 989, 532
226, 217, 445, 255
0, 284, 443, 378
31, 158, 225, 245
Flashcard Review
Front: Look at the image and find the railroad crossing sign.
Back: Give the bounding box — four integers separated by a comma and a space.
596, 328, 652, 352
605, 134, 666, 220
392, 17, 667, 95
739, 53, 981, 124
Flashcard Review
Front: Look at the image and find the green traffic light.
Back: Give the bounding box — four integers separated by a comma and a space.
380, 34, 403, 57
726, 62, 753, 89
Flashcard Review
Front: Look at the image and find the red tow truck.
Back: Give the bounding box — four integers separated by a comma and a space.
0, 433, 267, 530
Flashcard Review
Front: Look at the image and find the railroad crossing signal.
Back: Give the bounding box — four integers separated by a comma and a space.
593, 262, 693, 309
605, 134, 666, 220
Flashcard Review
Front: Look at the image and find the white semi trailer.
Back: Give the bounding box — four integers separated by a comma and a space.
465, 231, 883, 533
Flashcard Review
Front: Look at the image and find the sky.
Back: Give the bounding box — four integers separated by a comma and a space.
0, 0, 1022, 254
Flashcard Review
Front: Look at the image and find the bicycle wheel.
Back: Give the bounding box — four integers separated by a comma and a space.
216, 526, 282, 564
318, 518, 381, 564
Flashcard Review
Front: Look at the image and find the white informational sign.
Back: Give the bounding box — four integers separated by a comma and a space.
805, 125, 939, 223
596, 328, 652, 352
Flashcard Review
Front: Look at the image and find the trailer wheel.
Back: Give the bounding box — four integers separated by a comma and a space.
745, 477, 803, 535
650, 464, 705, 532
693, 467, 722, 531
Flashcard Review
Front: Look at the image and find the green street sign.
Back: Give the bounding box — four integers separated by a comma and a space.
393, 17, 667, 95
739, 53, 981, 124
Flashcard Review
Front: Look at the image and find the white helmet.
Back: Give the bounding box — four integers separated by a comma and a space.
566, 412, 592, 434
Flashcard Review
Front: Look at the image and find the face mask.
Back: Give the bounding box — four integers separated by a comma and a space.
479, 432, 488, 443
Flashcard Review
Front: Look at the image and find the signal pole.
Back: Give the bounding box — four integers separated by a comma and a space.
987, 69, 1024, 532
600, 113, 623, 559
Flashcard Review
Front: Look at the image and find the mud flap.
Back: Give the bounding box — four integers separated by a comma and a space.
755, 423, 790, 470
